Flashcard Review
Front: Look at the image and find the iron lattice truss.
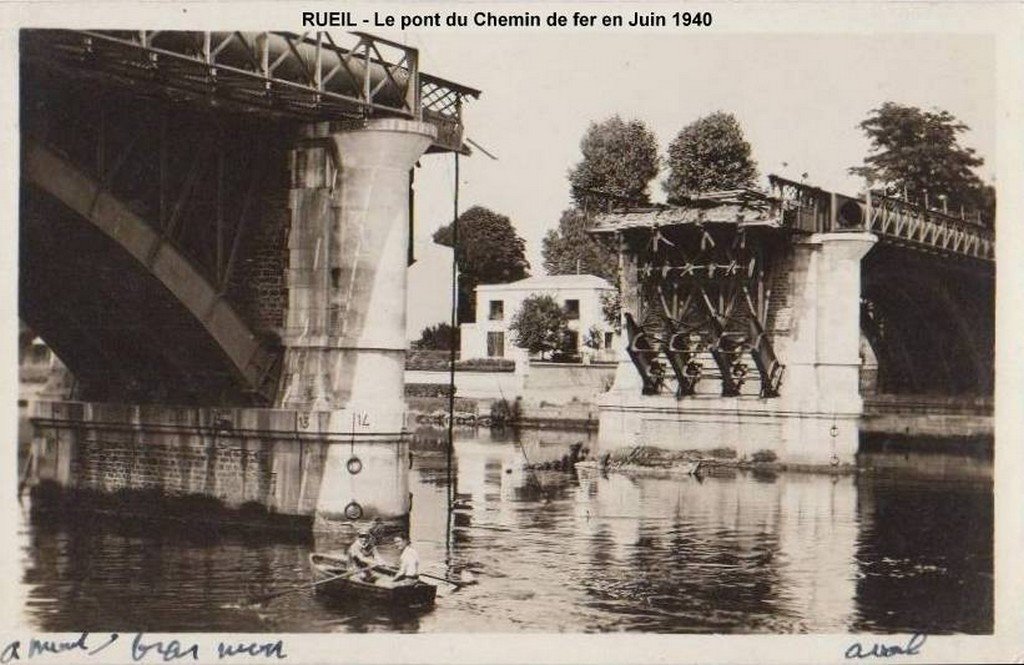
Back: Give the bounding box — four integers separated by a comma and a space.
623, 222, 785, 399
768, 176, 994, 263
20, 29, 480, 153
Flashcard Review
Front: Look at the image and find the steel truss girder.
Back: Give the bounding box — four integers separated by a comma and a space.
768, 175, 994, 263
28, 86, 266, 302
21, 29, 480, 153
626, 224, 784, 398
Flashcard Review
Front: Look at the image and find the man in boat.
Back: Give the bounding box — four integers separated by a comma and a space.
391, 535, 420, 586
348, 529, 385, 581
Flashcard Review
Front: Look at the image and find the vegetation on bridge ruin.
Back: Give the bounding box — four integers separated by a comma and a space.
543, 115, 661, 283
662, 111, 759, 202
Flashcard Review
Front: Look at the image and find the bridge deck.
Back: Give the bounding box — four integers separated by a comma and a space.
21, 29, 479, 153
590, 178, 994, 264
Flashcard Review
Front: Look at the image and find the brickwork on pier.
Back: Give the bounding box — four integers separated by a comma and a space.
225, 144, 293, 336
765, 246, 795, 340
71, 435, 277, 505
32, 402, 330, 516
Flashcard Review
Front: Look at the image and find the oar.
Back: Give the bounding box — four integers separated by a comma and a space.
418, 571, 477, 588
245, 570, 358, 607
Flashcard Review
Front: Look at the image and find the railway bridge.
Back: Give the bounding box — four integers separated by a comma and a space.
21, 29, 478, 530
592, 177, 994, 464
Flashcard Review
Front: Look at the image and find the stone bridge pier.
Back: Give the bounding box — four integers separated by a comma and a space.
280, 119, 436, 529
772, 232, 876, 463
21, 30, 479, 536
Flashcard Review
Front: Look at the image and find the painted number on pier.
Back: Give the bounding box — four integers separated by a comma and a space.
352, 412, 370, 428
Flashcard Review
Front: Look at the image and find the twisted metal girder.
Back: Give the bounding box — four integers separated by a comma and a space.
628, 223, 784, 398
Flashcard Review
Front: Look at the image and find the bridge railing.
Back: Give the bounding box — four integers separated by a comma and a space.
862, 191, 995, 261
768, 175, 994, 262
22, 29, 479, 153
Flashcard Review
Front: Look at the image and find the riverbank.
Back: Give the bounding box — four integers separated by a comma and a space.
579, 438, 992, 481
582, 445, 855, 478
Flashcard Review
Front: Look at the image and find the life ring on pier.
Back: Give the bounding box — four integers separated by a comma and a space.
730, 364, 748, 380
343, 501, 363, 520
683, 361, 702, 379
346, 456, 363, 475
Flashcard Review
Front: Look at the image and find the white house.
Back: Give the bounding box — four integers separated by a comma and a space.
460, 274, 618, 362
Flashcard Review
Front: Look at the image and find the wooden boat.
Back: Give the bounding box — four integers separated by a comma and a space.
309, 552, 437, 610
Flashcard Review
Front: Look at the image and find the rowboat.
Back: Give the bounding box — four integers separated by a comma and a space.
309, 552, 437, 610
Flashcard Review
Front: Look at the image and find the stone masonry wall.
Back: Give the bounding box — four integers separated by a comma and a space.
72, 433, 277, 505
31, 401, 330, 517
226, 141, 292, 336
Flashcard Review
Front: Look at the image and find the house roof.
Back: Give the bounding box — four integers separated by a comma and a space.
476, 274, 615, 292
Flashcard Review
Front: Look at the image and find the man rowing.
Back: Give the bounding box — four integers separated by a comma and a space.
391, 534, 420, 585
348, 528, 385, 580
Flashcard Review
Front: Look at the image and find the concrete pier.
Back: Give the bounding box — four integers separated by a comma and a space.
278, 119, 437, 528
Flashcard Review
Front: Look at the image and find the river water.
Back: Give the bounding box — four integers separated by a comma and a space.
16, 427, 991, 634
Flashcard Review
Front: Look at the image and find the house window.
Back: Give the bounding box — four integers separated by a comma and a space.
604, 332, 614, 349
488, 300, 504, 321
487, 331, 505, 357
564, 299, 580, 320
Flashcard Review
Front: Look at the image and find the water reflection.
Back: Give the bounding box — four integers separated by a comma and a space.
18, 428, 991, 633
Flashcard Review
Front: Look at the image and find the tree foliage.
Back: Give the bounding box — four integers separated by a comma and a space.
568, 115, 661, 210
600, 290, 621, 330
541, 208, 618, 282
508, 295, 569, 358
412, 322, 459, 351
546, 117, 655, 285
849, 102, 994, 224
434, 206, 530, 323
663, 111, 758, 203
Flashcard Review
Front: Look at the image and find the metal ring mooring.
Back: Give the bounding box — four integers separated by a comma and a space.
346, 456, 363, 474
343, 501, 363, 520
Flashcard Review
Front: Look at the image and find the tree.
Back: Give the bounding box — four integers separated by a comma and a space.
600, 290, 621, 330
434, 206, 530, 323
849, 102, 994, 224
541, 208, 618, 282
412, 322, 459, 351
546, 117, 656, 284
568, 115, 661, 210
508, 295, 568, 359
663, 111, 758, 202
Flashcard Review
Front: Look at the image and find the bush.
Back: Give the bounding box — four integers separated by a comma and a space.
412, 323, 459, 350
406, 350, 453, 371
490, 397, 522, 424
549, 350, 583, 364
405, 383, 453, 399
457, 357, 515, 372
707, 447, 738, 459
405, 351, 514, 372
750, 449, 778, 464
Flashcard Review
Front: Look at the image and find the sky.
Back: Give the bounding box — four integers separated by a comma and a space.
397, 31, 996, 273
